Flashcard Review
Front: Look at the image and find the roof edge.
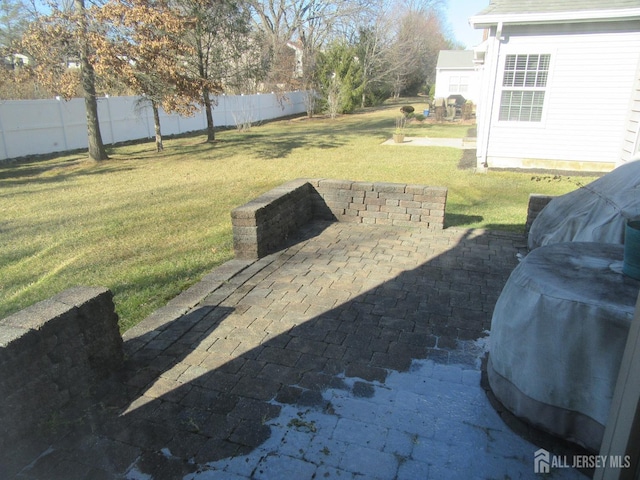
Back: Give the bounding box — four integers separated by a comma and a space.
469, 7, 640, 28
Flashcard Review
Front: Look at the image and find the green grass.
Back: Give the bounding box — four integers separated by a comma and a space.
0, 99, 593, 331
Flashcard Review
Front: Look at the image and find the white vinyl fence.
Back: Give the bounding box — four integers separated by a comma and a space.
0, 91, 308, 161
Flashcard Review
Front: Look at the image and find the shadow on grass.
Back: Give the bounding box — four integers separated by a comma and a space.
444, 214, 523, 234
0, 156, 137, 187
483, 223, 526, 234
444, 213, 484, 228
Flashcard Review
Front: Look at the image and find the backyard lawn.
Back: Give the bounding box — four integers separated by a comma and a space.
0, 100, 595, 331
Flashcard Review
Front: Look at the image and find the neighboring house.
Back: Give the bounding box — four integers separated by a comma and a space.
2, 53, 30, 69
469, 0, 640, 172
434, 50, 481, 105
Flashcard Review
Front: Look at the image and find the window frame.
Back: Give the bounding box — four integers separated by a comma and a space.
449, 74, 470, 94
498, 53, 551, 123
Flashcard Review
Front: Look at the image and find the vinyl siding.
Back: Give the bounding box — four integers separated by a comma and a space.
434, 68, 480, 103
485, 28, 640, 168
620, 59, 640, 163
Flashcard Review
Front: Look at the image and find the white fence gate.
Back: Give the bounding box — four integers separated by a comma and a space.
0, 91, 308, 161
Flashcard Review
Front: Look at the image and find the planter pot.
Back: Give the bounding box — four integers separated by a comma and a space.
623, 219, 640, 280
393, 133, 405, 144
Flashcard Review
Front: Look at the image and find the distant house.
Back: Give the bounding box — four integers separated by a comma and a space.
434, 50, 480, 105
2, 53, 30, 69
286, 41, 304, 78
469, 0, 640, 172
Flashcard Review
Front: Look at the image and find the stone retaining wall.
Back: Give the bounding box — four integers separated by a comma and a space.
231, 180, 316, 259
0, 287, 123, 458
232, 178, 448, 259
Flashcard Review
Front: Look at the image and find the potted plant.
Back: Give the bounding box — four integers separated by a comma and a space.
393, 116, 406, 143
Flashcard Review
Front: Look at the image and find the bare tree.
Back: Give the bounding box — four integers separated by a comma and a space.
0, 0, 28, 54
173, 0, 258, 142
385, 0, 451, 97
249, 0, 380, 92
356, 19, 393, 107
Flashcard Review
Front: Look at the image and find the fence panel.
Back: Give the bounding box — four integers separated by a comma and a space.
0, 91, 307, 161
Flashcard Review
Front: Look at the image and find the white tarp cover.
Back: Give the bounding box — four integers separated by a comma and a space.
488, 242, 639, 452
528, 160, 640, 250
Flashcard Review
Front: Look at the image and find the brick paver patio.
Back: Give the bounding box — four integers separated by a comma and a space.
10, 221, 587, 479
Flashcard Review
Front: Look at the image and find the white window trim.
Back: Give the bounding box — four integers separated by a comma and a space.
497, 51, 554, 125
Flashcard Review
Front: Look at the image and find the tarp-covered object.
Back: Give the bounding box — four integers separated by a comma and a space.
488, 242, 639, 452
528, 160, 640, 250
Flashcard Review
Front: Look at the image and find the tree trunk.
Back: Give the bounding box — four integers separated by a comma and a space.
152, 101, 163, 152
75, 0, 108, 161
203, 86, 215, 142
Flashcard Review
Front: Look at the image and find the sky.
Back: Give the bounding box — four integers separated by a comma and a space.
445, 0, 491, 49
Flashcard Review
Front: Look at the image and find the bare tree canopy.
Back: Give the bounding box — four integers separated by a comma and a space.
248, 0, 383, 90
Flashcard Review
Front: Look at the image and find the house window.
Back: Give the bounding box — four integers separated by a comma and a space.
449, 76, 469, 93
499, 54, 550, 122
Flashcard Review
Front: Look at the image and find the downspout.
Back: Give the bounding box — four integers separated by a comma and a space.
479, 21, 504, 170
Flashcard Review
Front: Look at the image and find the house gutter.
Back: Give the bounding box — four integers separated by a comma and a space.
477, 21, 504, 170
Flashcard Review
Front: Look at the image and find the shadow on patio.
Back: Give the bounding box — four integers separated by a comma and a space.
13, 221, 589, 479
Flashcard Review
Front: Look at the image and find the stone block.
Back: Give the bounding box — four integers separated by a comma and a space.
360, 210, 388, 219
405, 184, 429, 195
339, 215, 363, 223
373, 182, 406, 193
389, 213, 411, 221
379, 192, 414, 201
318, 179, 353, 190
324, 200, 350, 210
400, 200, 422, 209
381, 205, 408, 214
350, 182, 374, 191
421, 202, 445, 210
363, 197, 385, 206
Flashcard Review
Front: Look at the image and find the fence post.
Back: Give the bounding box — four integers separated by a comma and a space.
56, 98, 69, 151
0, 109, 9, 160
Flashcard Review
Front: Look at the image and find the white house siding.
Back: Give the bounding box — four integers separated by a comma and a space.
483, 23, 640, 171
434, 69, 480, 104
620, 57, 640, 164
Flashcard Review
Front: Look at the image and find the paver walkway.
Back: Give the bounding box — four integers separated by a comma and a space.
12, 222, 586, 479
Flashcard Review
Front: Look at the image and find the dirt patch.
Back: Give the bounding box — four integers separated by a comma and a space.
458, 149, 477, 170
